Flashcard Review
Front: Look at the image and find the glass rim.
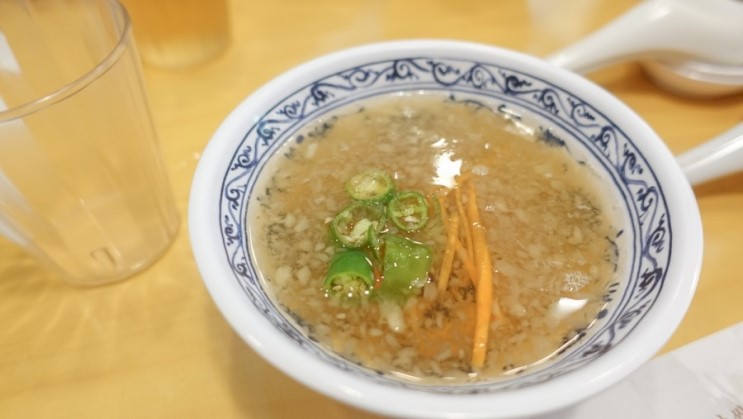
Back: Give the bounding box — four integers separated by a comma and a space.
0, 0, 132, 123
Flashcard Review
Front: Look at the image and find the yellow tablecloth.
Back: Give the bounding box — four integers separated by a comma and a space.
2, 1, 742, 417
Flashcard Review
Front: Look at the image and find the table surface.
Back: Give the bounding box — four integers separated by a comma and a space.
2, 0, 742, 417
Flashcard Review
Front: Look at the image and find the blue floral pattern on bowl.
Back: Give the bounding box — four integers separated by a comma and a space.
218, 57, 671, 393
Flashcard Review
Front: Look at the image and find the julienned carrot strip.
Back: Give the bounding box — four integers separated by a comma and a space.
454, 185, 474, 271
455, 237, 477, 285
436, 193, 449, 226
465, 179, 494, 370
471, 249, 492, 369
437, 212, 459, 293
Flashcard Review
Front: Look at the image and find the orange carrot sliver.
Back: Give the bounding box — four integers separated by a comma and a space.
436, 193, 449, 226
454, 185, 474, 271
471, 247, 492, 369
455, 237, 477, 285
465, 179, 495, 370
437, 212, 459, 293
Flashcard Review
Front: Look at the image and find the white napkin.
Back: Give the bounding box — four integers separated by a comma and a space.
547, 322, 743, 419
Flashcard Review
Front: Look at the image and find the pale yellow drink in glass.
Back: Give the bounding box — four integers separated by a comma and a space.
122, 0, 231, 69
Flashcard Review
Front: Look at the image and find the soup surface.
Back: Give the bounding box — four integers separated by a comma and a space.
251, 93, 618, 383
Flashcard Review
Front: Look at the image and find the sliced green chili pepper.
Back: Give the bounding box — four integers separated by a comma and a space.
367, 224, 382, 261
345, 169, 394, 202
379, 235, 432, 299
330, 202, 385, 248
323, 250, 374, 300
387, 191, 429, 232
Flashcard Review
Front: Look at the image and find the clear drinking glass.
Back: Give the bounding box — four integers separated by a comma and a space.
0, 0, 179, 286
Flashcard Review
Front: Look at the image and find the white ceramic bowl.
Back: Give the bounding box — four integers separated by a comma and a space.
189, 40, 702, 418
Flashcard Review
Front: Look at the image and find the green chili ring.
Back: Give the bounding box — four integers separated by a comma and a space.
345, 169, 394, 202
323, 250, 374, 299
330, 201, 386, 248
387, 191, 429, 232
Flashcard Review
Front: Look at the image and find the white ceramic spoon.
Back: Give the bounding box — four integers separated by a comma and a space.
546, 0, 743, 186
546, 0, 743, 98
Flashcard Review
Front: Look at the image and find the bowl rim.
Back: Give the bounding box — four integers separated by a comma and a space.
188, 39, 702, 418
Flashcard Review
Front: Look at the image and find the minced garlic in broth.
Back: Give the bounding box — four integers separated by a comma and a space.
252, 93, 617, 383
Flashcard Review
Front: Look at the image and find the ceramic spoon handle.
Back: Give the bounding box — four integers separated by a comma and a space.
545, 0, 743, 73
676, 123, 743, 186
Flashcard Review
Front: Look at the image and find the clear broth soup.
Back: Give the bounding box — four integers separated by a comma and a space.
251, 93, 619, 384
